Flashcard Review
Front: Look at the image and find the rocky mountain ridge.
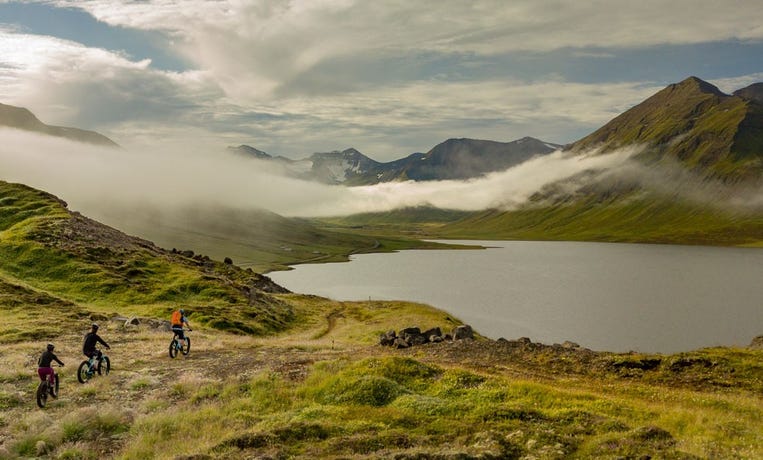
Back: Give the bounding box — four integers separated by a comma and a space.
230, 136, 562, 185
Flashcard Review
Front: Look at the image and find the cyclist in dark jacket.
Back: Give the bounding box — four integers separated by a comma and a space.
38, 343, 64, 384
82, 323, 110, 367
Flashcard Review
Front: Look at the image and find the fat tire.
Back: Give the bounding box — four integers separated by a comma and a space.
36, 381, 48, 408
169, 339, 178, 358
50, 374, 59, 398
77, 360, 90, 384
98, 356, 110, 375
182, 336, 191, 356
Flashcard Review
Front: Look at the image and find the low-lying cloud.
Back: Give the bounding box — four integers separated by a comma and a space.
0, 129, 645, 221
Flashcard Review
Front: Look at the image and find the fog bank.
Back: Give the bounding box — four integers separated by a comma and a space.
0, 129, 648, 219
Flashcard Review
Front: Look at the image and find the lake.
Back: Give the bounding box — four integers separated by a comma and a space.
268, 240, 763, 353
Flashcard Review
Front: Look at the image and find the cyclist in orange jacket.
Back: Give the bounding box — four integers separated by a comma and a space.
171, 308, 192, 348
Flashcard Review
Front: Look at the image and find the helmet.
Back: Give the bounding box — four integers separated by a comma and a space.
179, 309, 185, 315
47, 343, 55, 351
91, 323, 99, 331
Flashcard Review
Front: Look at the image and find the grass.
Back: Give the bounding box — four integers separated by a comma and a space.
0, 294, 761, 459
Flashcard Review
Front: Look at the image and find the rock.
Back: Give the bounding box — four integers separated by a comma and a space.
111, 316, 130, 323
422, 327, 442, 339
379, 330, 397, 346
126, 317, 140, 326
452, 325, 474, 341
224, 257, 233, 265
393, 337, 410, 349
749, 335, 763, 349
430, 335, 443, 343
561, 341, 580, 349
399, 327, 421, 336
400, 327, 428, 345
518, 337, 532, 345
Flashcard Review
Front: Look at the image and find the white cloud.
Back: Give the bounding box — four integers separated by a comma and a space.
0, 128, 638, 219
0, 30, 223, 141
50, 0, 763, 104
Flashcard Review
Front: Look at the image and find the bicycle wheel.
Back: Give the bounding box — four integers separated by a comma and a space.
98, 356, 110, 375
36, 381, 48, 408
50, 374, 59, 398
77, 360, 91, 384
182, 336, 191, 356
169, 339, 178, 358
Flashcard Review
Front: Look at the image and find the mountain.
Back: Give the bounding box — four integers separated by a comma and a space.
568, 76, 763, 183
400, 137, 562, 181
0, 102, 118, 147
230, 136, 561, 185
429, 77, 763, 246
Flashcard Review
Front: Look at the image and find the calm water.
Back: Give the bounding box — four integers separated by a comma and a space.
268, 241, 763, 353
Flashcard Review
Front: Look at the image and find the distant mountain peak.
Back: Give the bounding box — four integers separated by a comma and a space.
229, 144, 272, 159
0, 102, 118, 147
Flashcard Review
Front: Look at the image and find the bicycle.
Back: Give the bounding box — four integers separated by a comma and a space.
77, 350, 110, 384
36, 365, 60, 408
169, 330, 191, 358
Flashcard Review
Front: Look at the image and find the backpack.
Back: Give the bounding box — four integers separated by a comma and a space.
171, 310, 182, 326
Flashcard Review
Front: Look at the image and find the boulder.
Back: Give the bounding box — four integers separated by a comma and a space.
422, 327, 442, 340
393, 337, 410, 349
561, 341, 580, 349
452, 325, 474, 341
379, 330, 397, 346
749, 335, 763, 349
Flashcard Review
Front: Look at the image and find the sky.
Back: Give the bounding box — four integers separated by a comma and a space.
1, 1, 763, 161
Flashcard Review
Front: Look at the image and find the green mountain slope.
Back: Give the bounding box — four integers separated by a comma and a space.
0, 102, 118, 147
569, 76, 763, 182
436, 191, 763, 246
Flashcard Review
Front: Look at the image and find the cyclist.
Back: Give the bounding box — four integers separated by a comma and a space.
82, 323, 110, 370
38, 343, 64, 386
171, 308, 192, 348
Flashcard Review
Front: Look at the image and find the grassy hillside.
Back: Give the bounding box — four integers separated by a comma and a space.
0, 180, 761, 458
0, 180, 295, 336
435, 191, 763, 246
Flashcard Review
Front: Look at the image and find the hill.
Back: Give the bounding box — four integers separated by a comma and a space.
229, 137, 561, 185
0, 180, 761, 458
0, 103, 118, 147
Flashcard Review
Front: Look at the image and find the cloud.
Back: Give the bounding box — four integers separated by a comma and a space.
36, 1, 763, 112
0, 128, 639, 219
0, 30, 223, 140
